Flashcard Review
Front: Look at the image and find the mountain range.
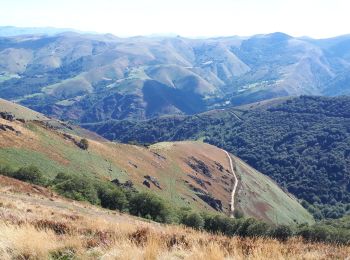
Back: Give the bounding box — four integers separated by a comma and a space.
2, 19, 350, 258
1, 28, 350, 123
1, 27, 350, 221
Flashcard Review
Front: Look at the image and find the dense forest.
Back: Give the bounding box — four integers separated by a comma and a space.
84, 96, 350, 219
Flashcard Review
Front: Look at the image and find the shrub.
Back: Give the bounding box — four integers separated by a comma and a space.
12, 165, 47, 185
234, 209, 244, 219
245, 221, 270, 237
202, 214, 238, 236
51, 172, 99, 204
78, 138, 89, 150
0, 165, 14, 176
181, 211, 204, 230
236, 218, 259, 237
269, 224, 293, 241
97, 184, 128, 211
129, 192, 172, 223
297, 224, 331, 242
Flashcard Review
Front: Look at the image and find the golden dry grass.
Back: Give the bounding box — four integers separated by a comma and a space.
0, 190, 349, 260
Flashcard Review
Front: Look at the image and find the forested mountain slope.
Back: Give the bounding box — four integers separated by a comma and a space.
84, 96, 350, 219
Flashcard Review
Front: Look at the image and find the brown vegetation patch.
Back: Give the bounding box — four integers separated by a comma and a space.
0, 176, 54, 198
0, 180, 349, 259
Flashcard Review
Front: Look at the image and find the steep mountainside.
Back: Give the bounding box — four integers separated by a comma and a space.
85, 96, 350, 219
0, 100, 313, 224
0, 31, 350, 122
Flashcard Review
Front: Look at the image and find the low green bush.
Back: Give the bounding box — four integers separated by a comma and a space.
269, 224, 293, 241
0, 165, 14, 176
129, 192, 173, 223
51, 172, 99, 204
180, 211, 204, 230
6, 165, 47, 186
97, 183, 128, 211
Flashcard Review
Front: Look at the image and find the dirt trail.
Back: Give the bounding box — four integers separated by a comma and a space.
223, 149, 238, 217
229, 111, 242, 121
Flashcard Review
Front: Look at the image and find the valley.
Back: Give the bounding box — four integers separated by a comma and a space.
0, 30, 350, 123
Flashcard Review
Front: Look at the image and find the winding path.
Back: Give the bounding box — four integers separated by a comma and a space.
223, 149, 238, 218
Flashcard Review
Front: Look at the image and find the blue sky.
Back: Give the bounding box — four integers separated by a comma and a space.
0, 0, 349, 38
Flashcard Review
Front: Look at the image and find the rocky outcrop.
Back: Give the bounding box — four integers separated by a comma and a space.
143, 180, 151, 188
197, 194, 223, 211
111, 178, 137, 192
214, 161, 224, 172
0, 112, 15, 121
144, 175, 162, 189
187, 157, 212, 178
188, 174, 211, 188
0, 123, 21, 135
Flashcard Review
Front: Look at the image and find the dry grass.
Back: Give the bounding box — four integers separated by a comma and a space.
0, 199, 349, 260
0, 180, 349, 260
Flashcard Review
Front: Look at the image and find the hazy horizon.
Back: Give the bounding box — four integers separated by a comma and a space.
0, 0, 349, 39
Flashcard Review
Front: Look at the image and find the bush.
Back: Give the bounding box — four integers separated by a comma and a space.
181, 211, 204, 229
236, 218, 259, 237
129, 192, 173, 223
11, 165, 47, 185
269, 225, 293, 241
51, 172, 99, 204
78, 138, 89, 150
297, 224, 332, 243
97, 184, 128, 211
234, 209, 244, 219
202, 214, 239, 236
245, 221, 270, 237
0, 165, 14, 176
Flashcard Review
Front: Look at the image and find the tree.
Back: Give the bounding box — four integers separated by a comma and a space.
79, 138, 89, 150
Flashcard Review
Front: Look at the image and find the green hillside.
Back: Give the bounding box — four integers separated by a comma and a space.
0, 102, 313, 225
84, 96, 350, 219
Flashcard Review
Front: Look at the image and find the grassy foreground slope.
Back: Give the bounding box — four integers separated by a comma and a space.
0, 176, 345, 259
0, 102, 313, 224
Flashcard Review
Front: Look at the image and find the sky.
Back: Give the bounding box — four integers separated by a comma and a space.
0, 0, 349, 38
